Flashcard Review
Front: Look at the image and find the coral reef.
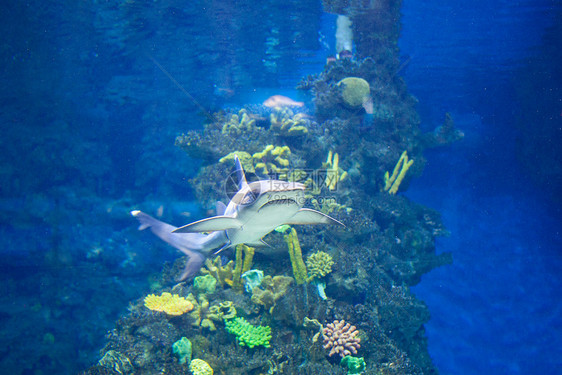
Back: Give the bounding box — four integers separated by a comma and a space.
322, 320, 361, 358
80, 2, 462, 374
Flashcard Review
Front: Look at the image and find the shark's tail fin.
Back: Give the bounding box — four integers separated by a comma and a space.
131, 210, 158, 231
130, 210, 215, 281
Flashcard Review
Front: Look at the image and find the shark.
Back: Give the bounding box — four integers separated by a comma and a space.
131, 156, 343, 280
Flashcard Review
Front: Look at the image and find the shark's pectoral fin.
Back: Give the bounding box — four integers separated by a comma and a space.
244, 239, 271, 247
172, 215, 242, 233
286, 208, 345, 227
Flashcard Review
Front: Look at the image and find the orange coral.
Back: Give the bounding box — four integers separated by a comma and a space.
144, 292, 193, 316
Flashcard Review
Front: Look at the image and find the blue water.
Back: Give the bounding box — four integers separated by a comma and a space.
1, 0, 560, 374
400, 1, 562, 373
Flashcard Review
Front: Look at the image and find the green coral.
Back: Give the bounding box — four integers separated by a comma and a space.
306, 251, 334, 281
337, 77, 370, 108
193, 274, 217, 296
270, 107, 309, 136
221, 109, 256, 135
340, 355, 366, 375
172, 337, 192, 365
225, 317, 272, 348
241, 269, 264, 293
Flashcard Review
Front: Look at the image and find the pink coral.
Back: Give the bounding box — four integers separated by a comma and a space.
322, 319, 361, 358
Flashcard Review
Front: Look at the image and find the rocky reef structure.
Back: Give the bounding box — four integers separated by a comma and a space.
81, 1, 461, 374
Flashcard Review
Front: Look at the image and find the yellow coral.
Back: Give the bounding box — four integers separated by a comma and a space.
270, 108, 309, 136
221, 109, 256, 135
144, 292, 193, 316
219, 151, 255, 173
306, 251, 334, 281
384, 150, 414, 195
232, 244, 255, 292
323, 150, 348, 191
251, 275, 294, 313
282, 227, 308, 284
200, 256, 235, 288
252, 145, 291, 175
337, 77, 370, 107
189, 359, 213, 375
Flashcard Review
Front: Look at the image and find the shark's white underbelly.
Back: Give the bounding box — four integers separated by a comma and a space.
226, 202, 301, 246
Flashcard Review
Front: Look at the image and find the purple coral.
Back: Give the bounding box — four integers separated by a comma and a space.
322, 319, 361, 358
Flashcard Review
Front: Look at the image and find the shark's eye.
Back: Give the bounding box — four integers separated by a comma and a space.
241, 189, 259, 205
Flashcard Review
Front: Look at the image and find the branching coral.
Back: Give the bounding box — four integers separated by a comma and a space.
383, 150, 414, 195
232, 244, 255, 292
322, 320, 361, 358
221, 109, 256, 135
143, 292, 194, 316
225, 317, 272, 348
252, 144, 291, 175
323, 150, 348, 191
200, 256, 235, 288
306, 251, 334, 282
276, 226, 308, 284
219, 151, 255, 173
186, 294, 235, 331
270, 107, 309, 136
251, 275, 294, 313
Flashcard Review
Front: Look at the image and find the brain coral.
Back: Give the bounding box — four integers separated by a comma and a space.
143, 292, 193, 316
189, 359, 213, 375
337, 77, 370, 107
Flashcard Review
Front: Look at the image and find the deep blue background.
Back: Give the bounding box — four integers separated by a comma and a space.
400, 0, 562, 373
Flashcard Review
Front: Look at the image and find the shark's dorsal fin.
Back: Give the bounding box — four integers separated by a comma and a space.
285, 208, 345, 226
234, 155, 248, 190
172, 215, 243, 233
216, 201, 227, 216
